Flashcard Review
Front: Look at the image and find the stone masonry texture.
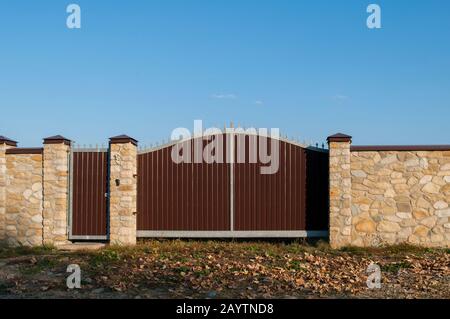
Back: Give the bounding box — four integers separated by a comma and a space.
43, 142, 71, 246
0, 144, 9, 242
329, 141, 352, 248
5, 153, 43, 246
350, 150, 450, 247
109, 141, 137, 245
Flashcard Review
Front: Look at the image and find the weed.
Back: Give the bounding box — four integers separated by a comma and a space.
380, 261, 412, 273
384, 244, 430, 255
175, 266, 191, 274
90, 249, 121, 266
0, 245, 55, 259
287, 260, 306, 272
340, 246, 370, 255
19, 257, 59, 275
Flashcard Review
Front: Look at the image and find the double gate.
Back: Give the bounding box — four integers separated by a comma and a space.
137, 133, 329, 237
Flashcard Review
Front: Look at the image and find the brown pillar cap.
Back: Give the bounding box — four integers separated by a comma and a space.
0, 135, 18, 147
327, 133, 352, 143
109, 134, 138, 146
43, 135, 71, 145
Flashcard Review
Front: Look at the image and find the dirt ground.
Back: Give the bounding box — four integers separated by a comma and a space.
0, 240, 448, 299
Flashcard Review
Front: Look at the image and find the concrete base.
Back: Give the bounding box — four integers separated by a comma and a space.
57, 243, 106, 251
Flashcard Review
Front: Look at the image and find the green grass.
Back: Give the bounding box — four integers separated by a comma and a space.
1, 240, 447, 264
383, 244, 435, 255
339, 246, 372, 255
339, 244, 440, 256
380, 261, 412, 273
89, 249, 122, 267
175, 266, 191, 274
19, 257, 59, 275
287, 260, 306, 272
0, 245, 55, 259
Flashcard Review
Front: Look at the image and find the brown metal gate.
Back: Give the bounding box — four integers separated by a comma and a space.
234, 136, 306, 231
137, 133, 328, 237
137, 137, 230, 232
69, 149, 109, 240
234, 136, 329, 231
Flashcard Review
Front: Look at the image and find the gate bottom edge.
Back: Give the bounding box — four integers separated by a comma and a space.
69, 235, 108, 241
136, 230, 328, 238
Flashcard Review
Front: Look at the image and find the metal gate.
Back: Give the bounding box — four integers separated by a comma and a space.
137, 137, 230, 234
69, 148, 109, 240
136, 133, 329, 238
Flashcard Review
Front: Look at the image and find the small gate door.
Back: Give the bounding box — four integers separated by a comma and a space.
69, 149, 109, 240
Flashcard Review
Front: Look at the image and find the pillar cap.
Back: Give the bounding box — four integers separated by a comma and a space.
0, 135, 18, 147
43, 135, 71, 145
327, 133, 352, 143
109, 134, 138, 146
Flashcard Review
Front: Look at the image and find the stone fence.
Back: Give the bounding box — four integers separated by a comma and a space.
1, 133, 449, 248
0, 135, 137, 247
328, 134, 450, 248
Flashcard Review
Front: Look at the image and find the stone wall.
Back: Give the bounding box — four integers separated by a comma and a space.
0, 145, 6, 242
5, 153, 43, 246
109, 136, 138, 246
350, 150, 450, 247
0, 134, 140, 248
328, 134, 352, 248
328, 133, 450, 248
43, 138, 71, 247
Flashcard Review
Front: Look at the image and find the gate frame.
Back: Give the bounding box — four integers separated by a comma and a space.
68, 146, 110, 241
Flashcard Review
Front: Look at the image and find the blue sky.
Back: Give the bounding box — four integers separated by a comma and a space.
0, 0, 449, 147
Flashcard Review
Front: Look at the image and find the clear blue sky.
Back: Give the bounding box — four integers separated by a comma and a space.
1, 0, 449, 147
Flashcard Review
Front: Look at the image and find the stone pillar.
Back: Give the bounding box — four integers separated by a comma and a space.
328, 133, 352, 249
43, 135, 71, 246
0, 136, 17, 242
109, 135, 138, 246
